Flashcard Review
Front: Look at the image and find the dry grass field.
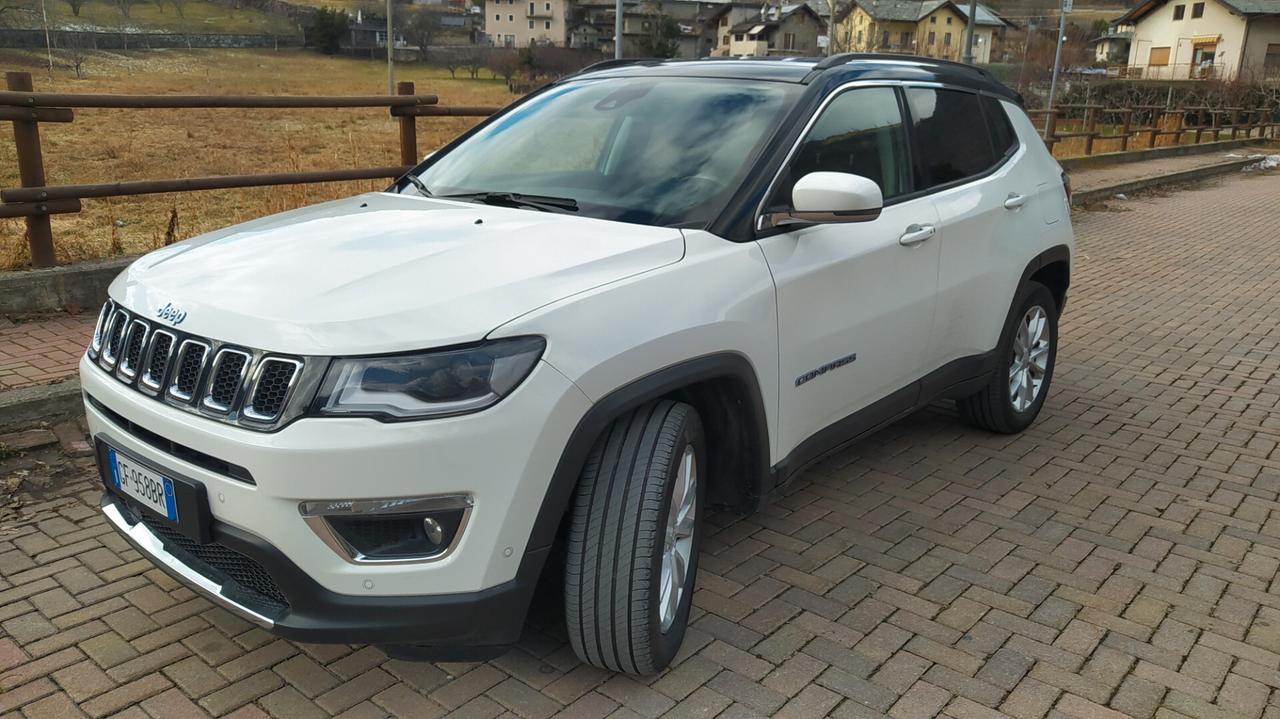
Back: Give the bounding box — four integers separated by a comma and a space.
0, 48, 516, 269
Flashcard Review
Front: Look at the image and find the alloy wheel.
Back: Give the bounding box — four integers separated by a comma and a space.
1009, 305, 1050, 413
659, 446, 697, 633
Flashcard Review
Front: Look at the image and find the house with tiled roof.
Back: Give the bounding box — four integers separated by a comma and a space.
1116, 0, 1280, 79
830, 0, 1004, 62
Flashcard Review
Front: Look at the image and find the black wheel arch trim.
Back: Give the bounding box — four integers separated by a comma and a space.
524, 352, 772, 557
1021, 245, 1072, 307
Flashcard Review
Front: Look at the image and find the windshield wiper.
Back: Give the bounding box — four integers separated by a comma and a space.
401, 173, 432, 197
438, 191, 579, 213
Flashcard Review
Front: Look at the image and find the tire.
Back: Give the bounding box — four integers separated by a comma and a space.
958, 281, 1059, 434
564, 400, 706, 675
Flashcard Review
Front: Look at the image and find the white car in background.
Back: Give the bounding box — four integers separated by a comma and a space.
81, 54, 1074, 675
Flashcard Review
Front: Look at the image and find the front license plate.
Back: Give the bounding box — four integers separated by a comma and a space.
107, 448, 179, 523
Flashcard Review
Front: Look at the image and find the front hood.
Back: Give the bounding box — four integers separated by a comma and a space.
110, 193, 685, 355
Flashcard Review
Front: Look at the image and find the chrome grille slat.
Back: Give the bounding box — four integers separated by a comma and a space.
202, 348, 251, 413
243, 358, 303, 422
140, 330, 176, 393
100, 309, 129, 368
87, 301, 305, 432
90, 300, 115, 355
117, 319, 150, 380
168, 339, 211, 403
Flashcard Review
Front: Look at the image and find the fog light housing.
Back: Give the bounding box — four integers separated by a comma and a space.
299, 495, 471, 564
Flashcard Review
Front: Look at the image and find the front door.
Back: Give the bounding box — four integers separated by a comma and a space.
758, 85, 941, 458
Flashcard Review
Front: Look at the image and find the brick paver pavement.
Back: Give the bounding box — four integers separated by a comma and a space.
2, 170, 1280, 719
0, 314, 95, 391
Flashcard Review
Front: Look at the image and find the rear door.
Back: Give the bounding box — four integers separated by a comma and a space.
906, 88, 1042, 371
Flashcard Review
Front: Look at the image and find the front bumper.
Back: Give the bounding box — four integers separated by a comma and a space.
82, 352, 591, 647
101, 492, 545, 652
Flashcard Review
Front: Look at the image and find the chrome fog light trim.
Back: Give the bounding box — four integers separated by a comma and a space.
299, 494, 472, 565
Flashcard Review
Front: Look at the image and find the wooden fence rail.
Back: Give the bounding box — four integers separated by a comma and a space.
1, 71, 501, 268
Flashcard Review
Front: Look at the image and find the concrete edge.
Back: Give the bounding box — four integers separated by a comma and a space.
1071, 157, 1261, 206
1059, 137, 1276, 172
0, 255, 136, 317
0, 378, 83, 434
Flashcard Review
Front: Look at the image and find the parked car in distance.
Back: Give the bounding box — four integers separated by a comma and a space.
82, 54, 1073, 675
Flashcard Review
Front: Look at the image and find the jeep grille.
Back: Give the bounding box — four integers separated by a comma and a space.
86, 300, 309, 430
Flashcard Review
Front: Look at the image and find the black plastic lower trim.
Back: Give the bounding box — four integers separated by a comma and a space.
103, 492, 542, 654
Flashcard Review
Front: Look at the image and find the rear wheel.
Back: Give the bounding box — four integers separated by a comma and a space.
564, 400, 705, 675
959, 281, 1058, 434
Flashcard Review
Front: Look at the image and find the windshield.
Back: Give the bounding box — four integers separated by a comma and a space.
406, 77, 800, 227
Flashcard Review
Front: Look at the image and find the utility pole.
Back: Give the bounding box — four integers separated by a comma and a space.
614, 0, 623, 58
1045, 0, 1068, 135
386, 0, 395, 94
962, 0, 978, 64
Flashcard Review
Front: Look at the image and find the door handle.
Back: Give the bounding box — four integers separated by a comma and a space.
899, 223, 936, 246
1004, 193, 1028, 210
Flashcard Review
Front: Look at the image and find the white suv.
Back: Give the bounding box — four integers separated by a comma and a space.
81, 55, 1073, 675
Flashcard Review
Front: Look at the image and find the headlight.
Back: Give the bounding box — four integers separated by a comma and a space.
314, 337, 545, 420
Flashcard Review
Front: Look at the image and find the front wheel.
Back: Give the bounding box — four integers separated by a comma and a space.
564, 400, 706, 675
958, 281, 1059, 434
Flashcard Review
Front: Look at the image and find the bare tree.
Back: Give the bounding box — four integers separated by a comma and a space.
464, 46, 488, 79
63, 31, 89, 79
115, 0, 138, 18
487, 47, 520, 87
64, 0, 87, 16
171, 0, 185, 18
438, 46, 461, 78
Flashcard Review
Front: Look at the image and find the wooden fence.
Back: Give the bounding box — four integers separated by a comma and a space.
1030, 103, 1276, 157
0, 71, 500, 268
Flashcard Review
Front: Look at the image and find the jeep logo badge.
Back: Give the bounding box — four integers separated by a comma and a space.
156, 302, 187, 326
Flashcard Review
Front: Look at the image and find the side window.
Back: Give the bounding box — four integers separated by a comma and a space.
981, 95, 1018, 159
771, 86, 910, 208
906, 87, 995, 188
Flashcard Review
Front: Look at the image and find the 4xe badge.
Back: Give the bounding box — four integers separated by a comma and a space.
155, 302, 187, 326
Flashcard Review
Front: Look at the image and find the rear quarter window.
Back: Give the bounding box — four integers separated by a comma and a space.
906, 88, 996, 188
982, 95, 1018, 159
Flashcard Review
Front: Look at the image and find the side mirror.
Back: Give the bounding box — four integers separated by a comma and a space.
761, 172, 884, 230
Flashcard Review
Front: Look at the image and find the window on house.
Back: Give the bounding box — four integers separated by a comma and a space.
1266, 43, 1280, 77
1149, 46, 1170, 65
784, 32, 796, 49
881, 30, 889, 46
508, 14, 513, 21
930, 15, 936, 23
944, 31, 952, 45
528, 19, 533, 28
528, 2, 533, 13
900, 31, 911, 46
545, 20, 551, 28
1191, 2, 1204, 17
946, 16, 952, 24
722, 33, 729, 43
771, 86, 911, 205
1173, 4, 1185, 19
928, 30, 935, 44
857, 29, 863, 44
495, 13, 499, 20
906, 88, 996, 187
735, 33, 744, 41
545, 2, 550, 8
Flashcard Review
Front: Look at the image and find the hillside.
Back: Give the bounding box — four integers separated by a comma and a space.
0, 0, 298, 35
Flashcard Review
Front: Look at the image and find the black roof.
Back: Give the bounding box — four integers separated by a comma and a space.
570, 54, 1019, 102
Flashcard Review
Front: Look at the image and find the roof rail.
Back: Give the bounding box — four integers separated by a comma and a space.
803, 52, 1005, 87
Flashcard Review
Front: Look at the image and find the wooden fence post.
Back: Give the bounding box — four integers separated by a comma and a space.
1119, 109, 1133, 152
5, 71, 56, 268
397, 81, 418, 166
1083, 106, 1098, 156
